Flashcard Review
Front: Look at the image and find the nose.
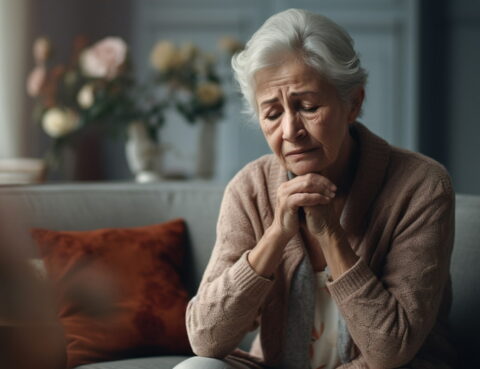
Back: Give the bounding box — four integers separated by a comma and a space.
282, 109, 306, 142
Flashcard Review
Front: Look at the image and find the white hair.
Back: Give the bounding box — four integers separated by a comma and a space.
231, 8, 368, 119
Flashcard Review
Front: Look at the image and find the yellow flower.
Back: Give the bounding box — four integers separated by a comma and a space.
177, 42, 198, 65
196, 82, 223, 106
204, 53, 217, 66
218, 36, 244, 55
42, 108, 80, 138
150, 41, 179, 72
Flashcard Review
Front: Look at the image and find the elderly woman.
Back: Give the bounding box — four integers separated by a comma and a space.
176, 8, 455, 369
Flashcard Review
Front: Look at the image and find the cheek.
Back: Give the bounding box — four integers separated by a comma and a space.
260, 120, 275, 136
260, 121, 283, 154
307, 110, 347, 150
306, 111, 336, 139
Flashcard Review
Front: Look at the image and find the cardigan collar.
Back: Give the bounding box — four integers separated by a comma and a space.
340, 122, 391, 236
266, 122, 391, 245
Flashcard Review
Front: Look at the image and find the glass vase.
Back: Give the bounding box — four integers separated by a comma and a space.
125, 121, 160, 183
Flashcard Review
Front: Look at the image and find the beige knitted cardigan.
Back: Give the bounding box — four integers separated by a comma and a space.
186, 122, 456, 369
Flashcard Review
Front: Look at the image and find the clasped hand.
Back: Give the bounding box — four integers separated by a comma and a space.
273, 173, 341, 243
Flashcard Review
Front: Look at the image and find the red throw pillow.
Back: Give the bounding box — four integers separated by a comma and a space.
31, 219, 192, 368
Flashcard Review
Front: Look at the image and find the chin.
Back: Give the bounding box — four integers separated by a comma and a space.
286, 161, 327, 176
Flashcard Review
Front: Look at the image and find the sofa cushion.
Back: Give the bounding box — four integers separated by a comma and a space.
31, 219, 192, 369
0, 182, 224, 293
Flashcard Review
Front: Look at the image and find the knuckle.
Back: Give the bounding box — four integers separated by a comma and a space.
305, 173, 315, 183
301, 179, 314, 192
284, 196, 297, 209
321, 177, 333, 187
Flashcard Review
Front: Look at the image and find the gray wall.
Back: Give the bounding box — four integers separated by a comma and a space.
419, 0, 480, 195
445, 1, 480, 195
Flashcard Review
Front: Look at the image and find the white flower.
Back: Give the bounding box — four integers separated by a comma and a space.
80, 37, 127, 80
150, 41, 179, 72
196, 82, 223, 106
77, 83, 95, 109
42, 108, 80, 138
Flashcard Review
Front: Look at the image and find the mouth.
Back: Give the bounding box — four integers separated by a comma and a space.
285, 147, 318, 157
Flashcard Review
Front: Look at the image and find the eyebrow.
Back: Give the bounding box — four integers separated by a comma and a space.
259, 91, 320, 107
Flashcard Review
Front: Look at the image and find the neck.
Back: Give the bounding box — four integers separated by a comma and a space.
323, 128, 358, 195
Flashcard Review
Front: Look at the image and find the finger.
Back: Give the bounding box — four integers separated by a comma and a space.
297, 173, 337, 192
287, 193, 332, 208
281, 173, 337, 197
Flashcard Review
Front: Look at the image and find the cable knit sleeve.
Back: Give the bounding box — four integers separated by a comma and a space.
328, 172, 455, 369
186, 175, 274, 358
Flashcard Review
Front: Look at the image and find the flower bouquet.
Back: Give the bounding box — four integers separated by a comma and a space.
27, 36, 165, 171
27, 34, 242, 180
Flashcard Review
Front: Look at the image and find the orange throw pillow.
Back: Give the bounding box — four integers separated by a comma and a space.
31, 219, 192, 369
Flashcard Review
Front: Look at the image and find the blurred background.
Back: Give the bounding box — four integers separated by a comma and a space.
0, 0, 479, 194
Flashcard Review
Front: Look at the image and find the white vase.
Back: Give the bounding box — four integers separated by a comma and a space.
196, 118, 217, 179
125, 121, 160, 183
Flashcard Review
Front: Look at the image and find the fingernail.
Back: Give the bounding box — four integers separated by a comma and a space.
328, 191, 336, 198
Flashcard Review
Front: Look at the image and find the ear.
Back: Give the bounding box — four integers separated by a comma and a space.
347, 87, 365, 123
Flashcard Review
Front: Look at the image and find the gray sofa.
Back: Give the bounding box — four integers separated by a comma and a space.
0, 183, 478, 368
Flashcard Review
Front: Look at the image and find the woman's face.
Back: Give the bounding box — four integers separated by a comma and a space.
255, 59, 362, 176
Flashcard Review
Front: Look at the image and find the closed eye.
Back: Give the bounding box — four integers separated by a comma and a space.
265, 112, 282, 121
301, 106, 319, 113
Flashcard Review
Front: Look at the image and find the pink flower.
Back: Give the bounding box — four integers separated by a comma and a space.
33, 37, 52, 64
80, 37, 127, 80
26, 66, 47, 97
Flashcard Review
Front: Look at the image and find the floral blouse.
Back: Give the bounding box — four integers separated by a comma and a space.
309, 270, 341, 369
